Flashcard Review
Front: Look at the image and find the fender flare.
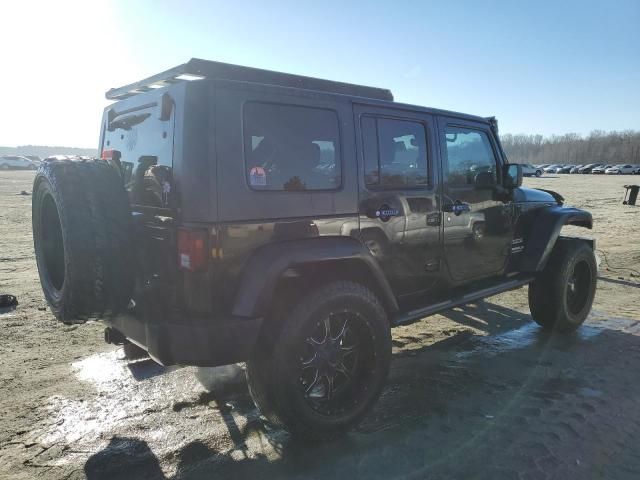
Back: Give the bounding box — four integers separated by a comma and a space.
231, 237, 399, 318
520, 206, 593, 272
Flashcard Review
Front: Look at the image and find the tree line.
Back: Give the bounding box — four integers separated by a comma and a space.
0, 145, 98, 158
500, 130, 640, 166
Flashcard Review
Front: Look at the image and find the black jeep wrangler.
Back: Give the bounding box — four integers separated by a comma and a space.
32, 58, 597, 440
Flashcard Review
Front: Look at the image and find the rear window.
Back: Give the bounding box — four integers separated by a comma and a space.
243, 102, 341, 191
102, 101, 175, 208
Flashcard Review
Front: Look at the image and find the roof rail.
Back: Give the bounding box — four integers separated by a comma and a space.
106, 58, 394, 101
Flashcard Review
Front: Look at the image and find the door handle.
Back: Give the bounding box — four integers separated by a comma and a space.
443, 200, 470, 216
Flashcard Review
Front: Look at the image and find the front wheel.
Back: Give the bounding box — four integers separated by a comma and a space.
247, 281, 391, 440
528, 240, 597, 333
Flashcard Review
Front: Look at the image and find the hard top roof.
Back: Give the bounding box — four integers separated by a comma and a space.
106, 58, 394, 101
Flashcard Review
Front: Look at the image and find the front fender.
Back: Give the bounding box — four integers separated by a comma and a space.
231, 237, 399, 318
520, 206, 593, 272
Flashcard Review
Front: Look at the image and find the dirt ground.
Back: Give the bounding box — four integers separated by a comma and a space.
1, 170, 639, 480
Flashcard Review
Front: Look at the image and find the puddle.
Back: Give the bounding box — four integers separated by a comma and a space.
72, 351, 177, 390
40, 351, 202, 446
39, 350, 251, 451
456, 322, 605, 359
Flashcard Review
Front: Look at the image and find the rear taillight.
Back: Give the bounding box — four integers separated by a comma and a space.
178, 228, 208, 272
101, 149, 121, 161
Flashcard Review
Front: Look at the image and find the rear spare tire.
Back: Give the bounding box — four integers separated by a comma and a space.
32, 160, 133, 323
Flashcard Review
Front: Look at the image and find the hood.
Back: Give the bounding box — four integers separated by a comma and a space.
512, 187, 560, 204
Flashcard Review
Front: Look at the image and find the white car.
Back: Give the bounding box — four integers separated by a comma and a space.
605, 164, 635, 175
521, 163, 543, 177
0, 155, 36, 170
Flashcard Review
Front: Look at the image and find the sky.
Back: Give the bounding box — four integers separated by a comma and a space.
1, 0, 638, 148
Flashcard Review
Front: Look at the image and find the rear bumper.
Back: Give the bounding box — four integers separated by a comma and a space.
104, 312, 263, 367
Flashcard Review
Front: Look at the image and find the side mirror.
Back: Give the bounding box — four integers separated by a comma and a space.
474, 171, 496, 190
503, 164, 523, 189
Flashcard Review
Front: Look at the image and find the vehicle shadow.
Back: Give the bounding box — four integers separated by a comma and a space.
84, 436, 165, 480
439, 300, 531, 335
598, 275, 640, 289
83, 303, 640, 480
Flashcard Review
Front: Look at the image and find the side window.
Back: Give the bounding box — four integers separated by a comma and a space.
362, 116, 428, 187
444, 126, 498, 187
243, 102, 341, 191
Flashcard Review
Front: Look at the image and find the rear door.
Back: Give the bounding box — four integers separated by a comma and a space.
354, 104, 441, 299
438, 116, 515, 284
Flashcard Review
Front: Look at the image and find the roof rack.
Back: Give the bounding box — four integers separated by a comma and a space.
106, 58, 394, 101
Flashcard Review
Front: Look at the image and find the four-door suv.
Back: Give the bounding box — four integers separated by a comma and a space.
32, 59, 597, 440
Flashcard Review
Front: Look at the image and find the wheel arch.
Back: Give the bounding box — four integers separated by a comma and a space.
520, 205, 593, 272
231, 237, 399, 318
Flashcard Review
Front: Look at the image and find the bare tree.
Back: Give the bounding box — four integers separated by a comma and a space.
501, 130, 640, 165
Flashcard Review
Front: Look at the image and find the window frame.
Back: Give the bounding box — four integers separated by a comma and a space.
241, 100, 343, 193
360, 113, 432, 191
442, 123, 502, 190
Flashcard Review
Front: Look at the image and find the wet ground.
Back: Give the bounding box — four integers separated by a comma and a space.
1, 171, 640, 479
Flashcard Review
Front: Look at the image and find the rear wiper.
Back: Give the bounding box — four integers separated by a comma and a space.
108, 112, 151, 131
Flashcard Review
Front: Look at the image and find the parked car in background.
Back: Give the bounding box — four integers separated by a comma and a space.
592, 165, 611, 174
570, 165, 584, 173
557, 165, 575, 173
536, 164, 551, 169
605, 164, 635, 175
23, 155, 42, 166
521, 163, 543, 177
0, 155, 36, 170
579, 163, 603, 174
543, 164, 563, 173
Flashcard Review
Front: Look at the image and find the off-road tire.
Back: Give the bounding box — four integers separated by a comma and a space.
246, 281, 391, 441
528, 240, 597, 333
32, 160, 133, 323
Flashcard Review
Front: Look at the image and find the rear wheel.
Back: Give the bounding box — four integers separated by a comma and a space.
247, 281, 391, 440
528, 240, 597, 333
0, 164, 9, 170
535, 170, 542, 177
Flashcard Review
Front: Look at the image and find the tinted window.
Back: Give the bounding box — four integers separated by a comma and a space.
444, 127, 497, 186
243, 103, 340, 191
362, 116, 428, 187
102, 103, 175, 208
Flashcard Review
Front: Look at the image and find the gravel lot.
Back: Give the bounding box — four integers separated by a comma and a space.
1, 170, 639, 479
